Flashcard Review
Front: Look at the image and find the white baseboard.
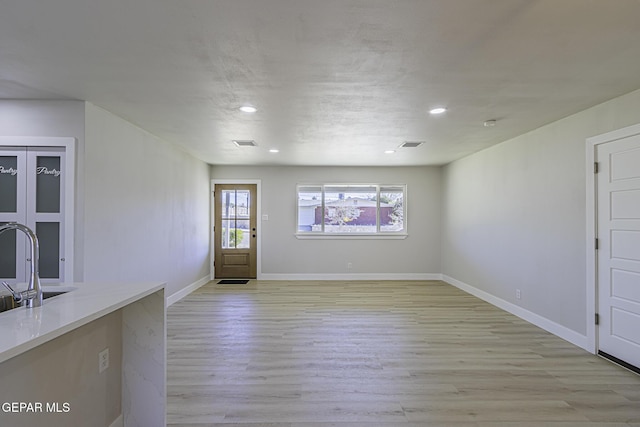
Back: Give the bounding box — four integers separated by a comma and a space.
442, 275, 589, 351
166, 275, 211, 306
108, 414, 123, 427
258, 273, 442, 281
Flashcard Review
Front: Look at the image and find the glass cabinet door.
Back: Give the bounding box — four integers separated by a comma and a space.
0, 147, 65, 284
0, 149, 27, 283
27, 148, 65, 282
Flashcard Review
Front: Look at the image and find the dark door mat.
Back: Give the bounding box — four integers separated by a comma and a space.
217, 279, 249, 284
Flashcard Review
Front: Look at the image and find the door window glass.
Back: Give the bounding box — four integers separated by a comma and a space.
0, 225, 17, 279
36, 156, 61, 213
0, 156, 18, 213
221, 190, 251, 249
36, 222, 60, 278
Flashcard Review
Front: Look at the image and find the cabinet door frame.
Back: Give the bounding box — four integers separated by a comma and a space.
0, 137, 75, 283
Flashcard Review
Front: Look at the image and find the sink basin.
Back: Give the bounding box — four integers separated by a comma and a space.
43, 290, 69, 300
0, 294, 19, 313
41, 285, 77, 301
0, 286, 77, 313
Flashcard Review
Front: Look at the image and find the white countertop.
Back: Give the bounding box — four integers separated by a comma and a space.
0, 281, 165, 364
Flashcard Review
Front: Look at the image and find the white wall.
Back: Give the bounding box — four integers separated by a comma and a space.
441, 88, 640, 342
0, 101, 85, 137
83, 104, 210, 296
211, 165, 441, 278
0, 101, 210, 297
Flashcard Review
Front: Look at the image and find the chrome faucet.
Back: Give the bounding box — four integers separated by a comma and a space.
0, 223, 43, 308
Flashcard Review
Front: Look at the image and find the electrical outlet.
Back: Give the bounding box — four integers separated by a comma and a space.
347, 262, 353, 269
516, 289, 521, 300
99, 348, 109, 373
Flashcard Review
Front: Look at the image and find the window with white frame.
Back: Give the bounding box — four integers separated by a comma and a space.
296, 184, 406, 236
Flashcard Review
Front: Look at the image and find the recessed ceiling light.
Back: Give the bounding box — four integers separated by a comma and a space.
384, 150, 396, 154
483, 119, 497, 127
429, 107, 447, 115
239, 105, 257, 113
269, 149, 279, 153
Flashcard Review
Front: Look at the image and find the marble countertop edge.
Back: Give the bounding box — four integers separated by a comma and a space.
0, 281, 166, 364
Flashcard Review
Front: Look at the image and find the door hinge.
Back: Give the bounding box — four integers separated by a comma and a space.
595, 313, 600, 325
594, 162, 599, 174
595, 238, 599, 250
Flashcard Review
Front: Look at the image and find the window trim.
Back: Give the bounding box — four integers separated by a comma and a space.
295, 183, 407, 239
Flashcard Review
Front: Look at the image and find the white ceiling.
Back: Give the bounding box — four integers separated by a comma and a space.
2, 0, 640, 166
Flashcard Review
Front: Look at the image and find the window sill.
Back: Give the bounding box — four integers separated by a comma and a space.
295, 233, 408, 240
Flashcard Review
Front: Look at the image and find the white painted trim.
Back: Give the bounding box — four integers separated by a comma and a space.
586, 133, 598, 354
259, 273, 442, 281
166, 275, 210, 306
210, 179, 262, 280
0, 136, 74, 147
0, 136, 76, 283
210, 182, 214, 281
442, 275, 589, 351
108, 414, 123, 427
295, 233, 408, 240
585, 122, 640, 355
585, 134, 597, 354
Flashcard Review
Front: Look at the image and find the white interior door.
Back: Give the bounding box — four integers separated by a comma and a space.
596, 133, 640, 370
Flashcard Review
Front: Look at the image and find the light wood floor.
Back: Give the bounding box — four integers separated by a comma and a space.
167, 280, 640, 426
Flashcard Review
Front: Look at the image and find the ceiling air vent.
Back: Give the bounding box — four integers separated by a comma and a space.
400, 141, 424, 148
233, 140, 257, 147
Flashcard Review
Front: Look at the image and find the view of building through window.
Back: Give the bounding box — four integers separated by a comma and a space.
297, 184, 405, 234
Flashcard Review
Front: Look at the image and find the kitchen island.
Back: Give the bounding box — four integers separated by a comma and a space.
0, 281, 166, 427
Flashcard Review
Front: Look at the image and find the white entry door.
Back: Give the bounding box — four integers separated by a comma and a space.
596, 133, 640, 370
